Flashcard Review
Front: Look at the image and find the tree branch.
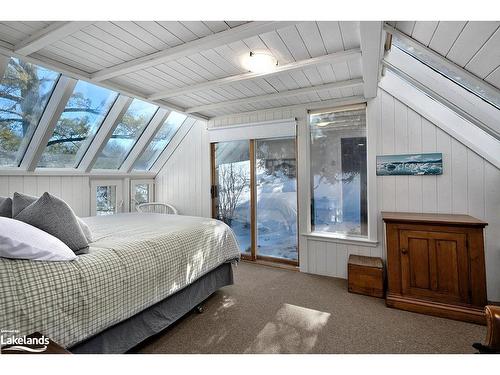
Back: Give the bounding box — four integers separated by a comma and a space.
45, 133, 135, 147
62, 108, 102, 115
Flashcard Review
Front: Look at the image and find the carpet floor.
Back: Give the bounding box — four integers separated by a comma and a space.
135, 261, 486, 354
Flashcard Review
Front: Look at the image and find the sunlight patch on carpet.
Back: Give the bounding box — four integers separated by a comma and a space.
244, 303, 330, 353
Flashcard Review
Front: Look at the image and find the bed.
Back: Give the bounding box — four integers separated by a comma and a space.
0, 213, 240, 353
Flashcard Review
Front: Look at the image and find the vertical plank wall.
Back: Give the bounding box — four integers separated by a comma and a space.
375, 89, 500, 301
155, 120, 211, 218
155, 90, 500, 302
0, 176, 90, 217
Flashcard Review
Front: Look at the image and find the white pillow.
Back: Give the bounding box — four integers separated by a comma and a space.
0, 217, 77, 261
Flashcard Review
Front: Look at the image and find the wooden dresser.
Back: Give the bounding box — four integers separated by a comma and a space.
382, 212, 488, 324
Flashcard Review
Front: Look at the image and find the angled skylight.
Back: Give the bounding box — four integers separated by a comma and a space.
0, 58, 59, 167
132, 111, 187, 171
392, 35, 500, 110
37, 81, 118, 168
93, 99, 158, 169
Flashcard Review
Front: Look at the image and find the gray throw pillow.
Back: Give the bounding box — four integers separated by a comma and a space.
13, 192, 93, 243
0, 197, 12, 218
12, 192, 37, 217
15, 192, 89, 254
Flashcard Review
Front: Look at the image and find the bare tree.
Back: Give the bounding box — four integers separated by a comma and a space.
217, 163, 249, 226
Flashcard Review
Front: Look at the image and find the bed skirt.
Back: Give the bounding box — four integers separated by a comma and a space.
70, 262, 235, 354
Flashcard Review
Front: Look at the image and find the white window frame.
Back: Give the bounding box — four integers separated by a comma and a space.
90, 179, 124, 216
303, 103, 378, 245
130, 179, 155, 212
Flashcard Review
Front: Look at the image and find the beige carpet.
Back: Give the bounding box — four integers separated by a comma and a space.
135, 262, 486, 354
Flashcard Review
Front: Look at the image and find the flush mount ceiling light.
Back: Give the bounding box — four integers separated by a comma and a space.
244, 51, 278, 73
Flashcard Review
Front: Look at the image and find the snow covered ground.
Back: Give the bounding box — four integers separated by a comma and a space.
230, 167, 298, 260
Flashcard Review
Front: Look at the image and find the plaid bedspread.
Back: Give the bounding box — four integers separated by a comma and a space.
0, 213, 240, 348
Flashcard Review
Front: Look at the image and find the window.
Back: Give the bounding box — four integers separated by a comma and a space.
309, 106, 367, 237
130, 179, 154, 211
96, 186, 117, 215
93, 99, 158, 169
38, 81, 118, 168
0, 58, 59, 167
133, 111, 187, 171
392, 35, 500, 110
90, 180, 123, 216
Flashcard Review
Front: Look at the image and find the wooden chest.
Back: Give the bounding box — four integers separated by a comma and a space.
348, 255, 384, 298
382, 212, 488, 324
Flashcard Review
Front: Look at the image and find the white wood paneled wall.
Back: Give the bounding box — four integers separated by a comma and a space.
155, 121, 211, 217
0, 175, 90, 217
157, 89, 500, 302
374, 89, 500, 301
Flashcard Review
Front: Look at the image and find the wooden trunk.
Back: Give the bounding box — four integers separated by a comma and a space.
348, 255, 384, 298
382, 212, 488, 325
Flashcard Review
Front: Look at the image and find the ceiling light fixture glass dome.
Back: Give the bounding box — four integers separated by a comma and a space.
244, 51, 278, 73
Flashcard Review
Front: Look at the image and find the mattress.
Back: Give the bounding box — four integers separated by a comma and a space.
0, 213, 240, 348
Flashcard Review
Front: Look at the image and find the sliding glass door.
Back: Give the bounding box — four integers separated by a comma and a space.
211, 137, 298, 265
255, 138, 297, 263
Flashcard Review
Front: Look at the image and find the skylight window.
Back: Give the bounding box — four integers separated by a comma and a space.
392, 35, 500, 110
93, 99, 158, 169
0, 58, 59, 167
37, 81, 118, 168
132, 111, 187, 171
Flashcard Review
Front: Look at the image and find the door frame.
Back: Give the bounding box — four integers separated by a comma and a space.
210, 138, 299, 266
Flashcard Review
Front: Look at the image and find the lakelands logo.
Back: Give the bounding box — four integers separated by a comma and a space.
0, 329, 49, 353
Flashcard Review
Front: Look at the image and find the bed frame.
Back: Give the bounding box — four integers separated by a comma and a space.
70, 262, 234, 354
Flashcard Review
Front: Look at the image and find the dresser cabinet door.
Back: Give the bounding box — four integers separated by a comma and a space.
399, 230, 469, 304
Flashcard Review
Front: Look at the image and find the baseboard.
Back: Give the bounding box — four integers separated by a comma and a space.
386, 293, 486, 325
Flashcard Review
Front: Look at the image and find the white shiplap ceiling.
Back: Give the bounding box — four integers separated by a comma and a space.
0, 21, 384, 118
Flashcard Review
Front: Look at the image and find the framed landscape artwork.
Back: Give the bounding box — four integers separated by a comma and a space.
376, 153, 443, 176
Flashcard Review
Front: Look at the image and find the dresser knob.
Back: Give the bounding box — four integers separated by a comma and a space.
401, 248, 408, 255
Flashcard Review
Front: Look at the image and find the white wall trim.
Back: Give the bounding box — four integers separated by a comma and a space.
384, 23, 500, 109
0, 169, 155, 178
208, 118, 297, 142
379, 70, 500, 169
78, 95, 133, 172
208, 96, 366, 123
302, 232, 379, 247
150, 117, 199, 174
366, 97, 379, 242
187, 79, 363, 114
120, 108, 170, 173
384, 47, 500, 140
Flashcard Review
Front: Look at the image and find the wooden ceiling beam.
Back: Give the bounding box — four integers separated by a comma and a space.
91, 21, 297, 82
14, 22, 93, 56
186, 78, 364, 114
0, 45, 208, 121
148, 48, 361, 101
359, 21, 384, 99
